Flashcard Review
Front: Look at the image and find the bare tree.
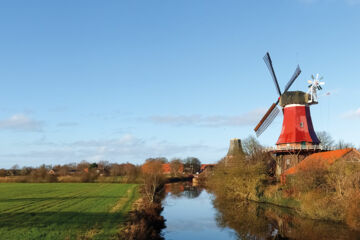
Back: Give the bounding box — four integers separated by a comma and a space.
0, 169, 7, 177
316, 131, 334, 148
183, 157, 201, 174
141, 159, 165, 203
170, 158, 183, 177
242, 135, 263, 156
335, 140, 355, 150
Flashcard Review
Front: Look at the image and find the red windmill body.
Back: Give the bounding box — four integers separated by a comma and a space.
254, 53, 325, 175
276, 104, 320, 148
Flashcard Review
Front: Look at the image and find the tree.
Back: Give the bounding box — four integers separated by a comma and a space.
183, 157, 201, 174
141, 159, 165, 203
242, 135, 263, 156
145, 157, 168, 163
170, 158, 183, 177
77, 160, 90, 171
335, 140, 355, 150
56, 165, 70, 176
97, 161, 110, 176
110, 163, 122, 176
89, 163, 98, 169
11, 164, 20, 176
0, 169, 7, 177
316, 131, 334, 148
122, 163, 138, 182
20, 167, 33, 176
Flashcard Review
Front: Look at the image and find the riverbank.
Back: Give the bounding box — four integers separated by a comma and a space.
206, 157, 360, 231
119, 197, 165, 240
119, 180, 168, 240
161, 181, 360, 239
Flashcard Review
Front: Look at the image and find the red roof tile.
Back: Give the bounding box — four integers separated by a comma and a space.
284, 148, 355, 175
200, 164, 216, 171
162, 164, 171, 174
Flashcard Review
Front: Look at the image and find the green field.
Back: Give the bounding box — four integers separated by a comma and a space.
0, 183, 139, 240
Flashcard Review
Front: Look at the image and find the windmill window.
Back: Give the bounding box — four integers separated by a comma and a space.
286, 159, 290, 166
300, 122, 304, 128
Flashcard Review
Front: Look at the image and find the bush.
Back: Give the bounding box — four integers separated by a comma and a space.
208, 155, 267, 201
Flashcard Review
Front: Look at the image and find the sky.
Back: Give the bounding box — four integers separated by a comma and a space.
0, 0, 359, 168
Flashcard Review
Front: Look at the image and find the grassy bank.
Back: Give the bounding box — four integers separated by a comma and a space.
207, 155, 360, 231
0, 183, 139, 240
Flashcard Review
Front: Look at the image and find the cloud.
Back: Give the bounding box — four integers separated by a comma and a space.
67, 134, 210, 162
0, 134, 212, 166
0, 114, 43, 132
149, 108, 267, 127
342, 108, 360, 119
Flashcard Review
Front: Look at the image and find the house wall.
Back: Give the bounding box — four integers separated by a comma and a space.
276, 154, 307, 175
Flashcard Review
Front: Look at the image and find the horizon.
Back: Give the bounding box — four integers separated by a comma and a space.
1, 0, 360, 168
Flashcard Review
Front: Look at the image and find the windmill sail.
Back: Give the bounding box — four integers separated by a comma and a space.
256, 106, 280, 137
263, 52, 282, 96
254, 103, 280, 137
283, 65, 301, 94
254, 52, 302, 137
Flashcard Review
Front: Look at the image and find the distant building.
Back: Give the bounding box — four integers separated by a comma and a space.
225, 138, 245, 167
200, 164, 216, 172
162, 163, 184, 175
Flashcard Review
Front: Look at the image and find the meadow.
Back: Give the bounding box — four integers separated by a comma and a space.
0, 183, 139, 240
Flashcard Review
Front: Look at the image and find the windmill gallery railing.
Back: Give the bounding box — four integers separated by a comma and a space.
263, 145, 335, 152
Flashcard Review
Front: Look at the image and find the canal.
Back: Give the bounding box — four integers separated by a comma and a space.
161, 182, 360, 240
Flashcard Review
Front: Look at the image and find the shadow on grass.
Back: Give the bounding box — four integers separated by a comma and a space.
0, 211, 125, 229
0, 196, 126, 202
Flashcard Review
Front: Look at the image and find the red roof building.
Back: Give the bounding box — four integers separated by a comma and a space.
162, 163, 184, 175
162, 164, 171, 174
200, 164, 216, 172
281, 148, 360, 182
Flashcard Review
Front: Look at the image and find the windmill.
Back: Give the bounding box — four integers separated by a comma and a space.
253, 52, 324, 175
254, 52, 301, 137
307, 74, 325, 103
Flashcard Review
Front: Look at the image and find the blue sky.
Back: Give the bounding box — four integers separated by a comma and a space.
0, 0, 359, 168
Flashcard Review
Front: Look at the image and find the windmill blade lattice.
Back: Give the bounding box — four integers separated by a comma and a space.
263, 52, 282, 96
283, 65, 301, 94
255, 105, 280, 137
254, 52, 302, 137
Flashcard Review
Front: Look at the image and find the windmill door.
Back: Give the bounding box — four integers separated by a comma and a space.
301, 141, 306, 149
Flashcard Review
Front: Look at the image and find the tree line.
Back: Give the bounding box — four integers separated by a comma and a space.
0, 156, 201, 183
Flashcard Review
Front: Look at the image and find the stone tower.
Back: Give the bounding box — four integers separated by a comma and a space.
225, 138, 245, 167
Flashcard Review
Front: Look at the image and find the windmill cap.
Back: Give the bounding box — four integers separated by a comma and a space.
280, 91, 310, 107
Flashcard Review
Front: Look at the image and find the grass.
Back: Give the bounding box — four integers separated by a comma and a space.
0, 183, 139, 240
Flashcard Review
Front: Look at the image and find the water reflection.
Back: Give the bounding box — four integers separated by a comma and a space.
162, 182, 236, 240
162, 182, 360, 240
213, 196, 360, 240
165, 182, 202, 199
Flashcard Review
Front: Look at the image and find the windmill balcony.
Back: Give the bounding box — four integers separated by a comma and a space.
263, 145, 335, 153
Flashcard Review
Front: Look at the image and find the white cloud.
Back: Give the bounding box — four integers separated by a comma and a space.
0, 114, 43, 132
0, 134, 213, 166
149, 108, 267, 127
342, 108, 360, 119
